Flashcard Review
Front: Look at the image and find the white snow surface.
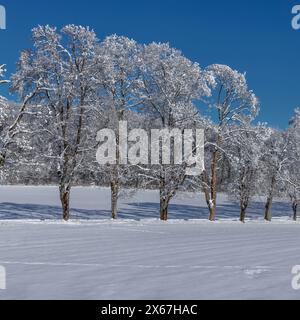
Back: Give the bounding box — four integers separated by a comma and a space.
0, 186, 299, 300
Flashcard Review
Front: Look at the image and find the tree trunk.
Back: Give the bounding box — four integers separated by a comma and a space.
202, 170, 215, 221
293, 201, 298, 221
60, 185, 71, 221
240, 203, 247, 223
159, 167, 167, 221
160, 197, 170, 221
0, 152, 6, 167
264, 196, 273, 222
111, 181, 119, 220
209, 149, 219, 221
264, 176, 276, 222
209, 205, 217, 222
159, 180, 173, 221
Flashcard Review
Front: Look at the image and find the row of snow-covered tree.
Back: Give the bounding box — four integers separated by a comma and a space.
0, 25, 300, 222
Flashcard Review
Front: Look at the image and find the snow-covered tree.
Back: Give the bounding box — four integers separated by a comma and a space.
94, 35, 143, 219
1, 64, 41, 169
226, 123, 268, 222
202, 64, 259, 221
0, 64, 7, 110
0, 64, 9, 166
280, 109, 300, 220
260, 129, 291, 221
0, 65, 8, 90
139, 43, 213, 220
283, 174, 300, 221
12, 25, 99, 221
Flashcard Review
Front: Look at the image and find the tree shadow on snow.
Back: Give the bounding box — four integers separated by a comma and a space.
0, 203, 110, 220
123, 201, 293, 220
0, 200, 293, 220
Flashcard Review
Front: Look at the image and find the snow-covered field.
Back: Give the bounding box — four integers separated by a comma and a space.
0, 186, 299, 300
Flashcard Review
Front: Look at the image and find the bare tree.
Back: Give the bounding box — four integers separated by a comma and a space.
279, 109, 300, 221
95, 35, 143, 219
12, 25, 99, 220
226, 123, 267, 222
1, 64, 42, 168
203, 64, 259, 221
140, 43, 212, 220
260, 129, 291, 222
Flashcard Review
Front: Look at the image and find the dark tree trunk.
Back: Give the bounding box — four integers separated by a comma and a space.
159, 169, 168, 221
202, 170, 215, 221
293, 201, 298, 221
209, 148, 219, 221
206, 131, 222, 222
209, 204, 217, 222
264, 176, 276, 222
240, 202, 248, 223
111, 181, 119, 220
264, 196, 273, 222
60, 185, 71, 221
160, 197, 170, 221
0, 153, 6, 167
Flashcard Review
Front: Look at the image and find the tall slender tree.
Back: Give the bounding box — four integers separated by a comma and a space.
202, 64, 259, 221
95, 35, 143, 219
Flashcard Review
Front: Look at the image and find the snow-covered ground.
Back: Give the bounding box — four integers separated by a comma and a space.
0, 186, 299, 299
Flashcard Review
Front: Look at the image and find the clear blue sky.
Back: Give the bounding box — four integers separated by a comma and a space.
0, 0, 299, 128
